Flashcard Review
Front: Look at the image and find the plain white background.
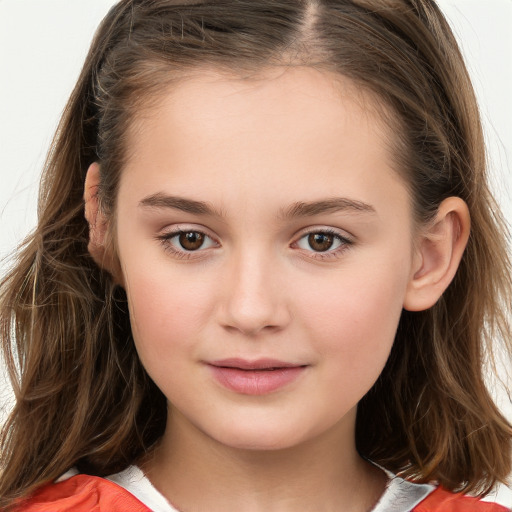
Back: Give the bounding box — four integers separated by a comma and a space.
0, 0, 511, 504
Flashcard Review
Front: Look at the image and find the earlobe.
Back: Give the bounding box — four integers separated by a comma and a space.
403, 197, 470, 312
84, 163, 122, 283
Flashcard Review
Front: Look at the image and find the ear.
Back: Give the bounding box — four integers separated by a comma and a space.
84, 163, 122, 283
403, 197, 470, 312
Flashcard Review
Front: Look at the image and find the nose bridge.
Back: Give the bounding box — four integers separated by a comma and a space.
220, 243, 288, 335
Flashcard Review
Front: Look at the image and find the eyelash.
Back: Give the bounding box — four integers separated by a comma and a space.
292, 228, 353, 261
155, 227, 354, 260
156, 228, 218, 260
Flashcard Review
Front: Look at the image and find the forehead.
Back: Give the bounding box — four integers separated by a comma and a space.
137, 65, 389, 133
120, 66, 407, 214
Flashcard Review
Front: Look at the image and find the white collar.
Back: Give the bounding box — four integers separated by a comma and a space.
105, 465, 435, 512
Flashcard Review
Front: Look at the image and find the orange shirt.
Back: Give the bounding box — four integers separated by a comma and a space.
17, 474, 510, 512
416, 487, 509, 511
17, 475, 152, 512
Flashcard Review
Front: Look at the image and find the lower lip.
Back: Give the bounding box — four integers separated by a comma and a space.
209, 365, 306, 395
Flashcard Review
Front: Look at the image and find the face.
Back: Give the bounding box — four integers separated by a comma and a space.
115, 67, 417, 451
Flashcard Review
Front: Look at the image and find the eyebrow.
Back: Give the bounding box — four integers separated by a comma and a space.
279, 198, 376, 219
139, 193, 224, 217
139, 193, 376, 219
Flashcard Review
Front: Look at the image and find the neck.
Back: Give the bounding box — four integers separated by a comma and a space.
143, 408, 388, 512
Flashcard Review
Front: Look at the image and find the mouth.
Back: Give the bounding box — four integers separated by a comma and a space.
207, 359, 308, 395
210, 358, 304, 370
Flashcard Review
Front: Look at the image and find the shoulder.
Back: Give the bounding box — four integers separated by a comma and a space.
373, 471, 510, 512
15, 474, 152, 512
414, 487, 510, 512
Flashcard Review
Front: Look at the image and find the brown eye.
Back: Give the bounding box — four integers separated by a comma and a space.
307, 233, 334, 252
179, 231, 205, 251
158, 229, 217, 256
295, 230, 350, 256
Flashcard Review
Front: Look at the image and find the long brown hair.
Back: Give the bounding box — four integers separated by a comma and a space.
1, 0, 511, 507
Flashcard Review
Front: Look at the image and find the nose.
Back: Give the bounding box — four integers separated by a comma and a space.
218, 249, 290, 336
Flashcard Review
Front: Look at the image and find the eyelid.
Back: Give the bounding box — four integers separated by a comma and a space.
156, 224, 220, 257
292, 225, 354, 243
291, 226, 354, 258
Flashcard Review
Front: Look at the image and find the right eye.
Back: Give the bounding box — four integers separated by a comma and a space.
158, 229, 218, 255
175, 231, 209, 251
296, 232, 342, 252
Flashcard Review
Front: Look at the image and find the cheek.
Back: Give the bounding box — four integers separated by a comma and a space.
298, 255, 409, 371
123, 265, 216, 362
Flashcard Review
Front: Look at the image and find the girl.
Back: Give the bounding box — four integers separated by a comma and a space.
1, 0, 511, 510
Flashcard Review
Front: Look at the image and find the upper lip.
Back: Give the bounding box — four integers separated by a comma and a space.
209, 358, 304, 370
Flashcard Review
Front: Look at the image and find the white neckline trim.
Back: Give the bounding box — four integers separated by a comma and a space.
372, 475, 435, 512
104, 465, 436, 512
106, 466, 178, 512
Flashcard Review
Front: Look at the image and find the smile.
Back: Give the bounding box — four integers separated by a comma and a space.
208, 359, 308, 395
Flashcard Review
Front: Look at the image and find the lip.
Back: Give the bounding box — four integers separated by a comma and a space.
208, 358, 307, 395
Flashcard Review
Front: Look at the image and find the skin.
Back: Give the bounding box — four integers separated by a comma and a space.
86, 66, 470, 512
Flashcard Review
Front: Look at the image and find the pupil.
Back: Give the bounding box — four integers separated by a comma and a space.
179, 232, 204, 250
308, 233, 333, 252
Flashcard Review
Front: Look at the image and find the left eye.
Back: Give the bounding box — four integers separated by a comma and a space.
295, 232, 346, 252
166, 231, 217, 251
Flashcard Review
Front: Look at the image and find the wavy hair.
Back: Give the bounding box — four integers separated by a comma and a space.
1, 0, 511, 508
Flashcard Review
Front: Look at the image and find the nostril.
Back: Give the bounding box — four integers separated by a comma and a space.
217, 262, 291, 335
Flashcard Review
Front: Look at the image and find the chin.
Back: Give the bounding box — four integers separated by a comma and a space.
219, 436, 303, 452
207, 420, 319, 453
